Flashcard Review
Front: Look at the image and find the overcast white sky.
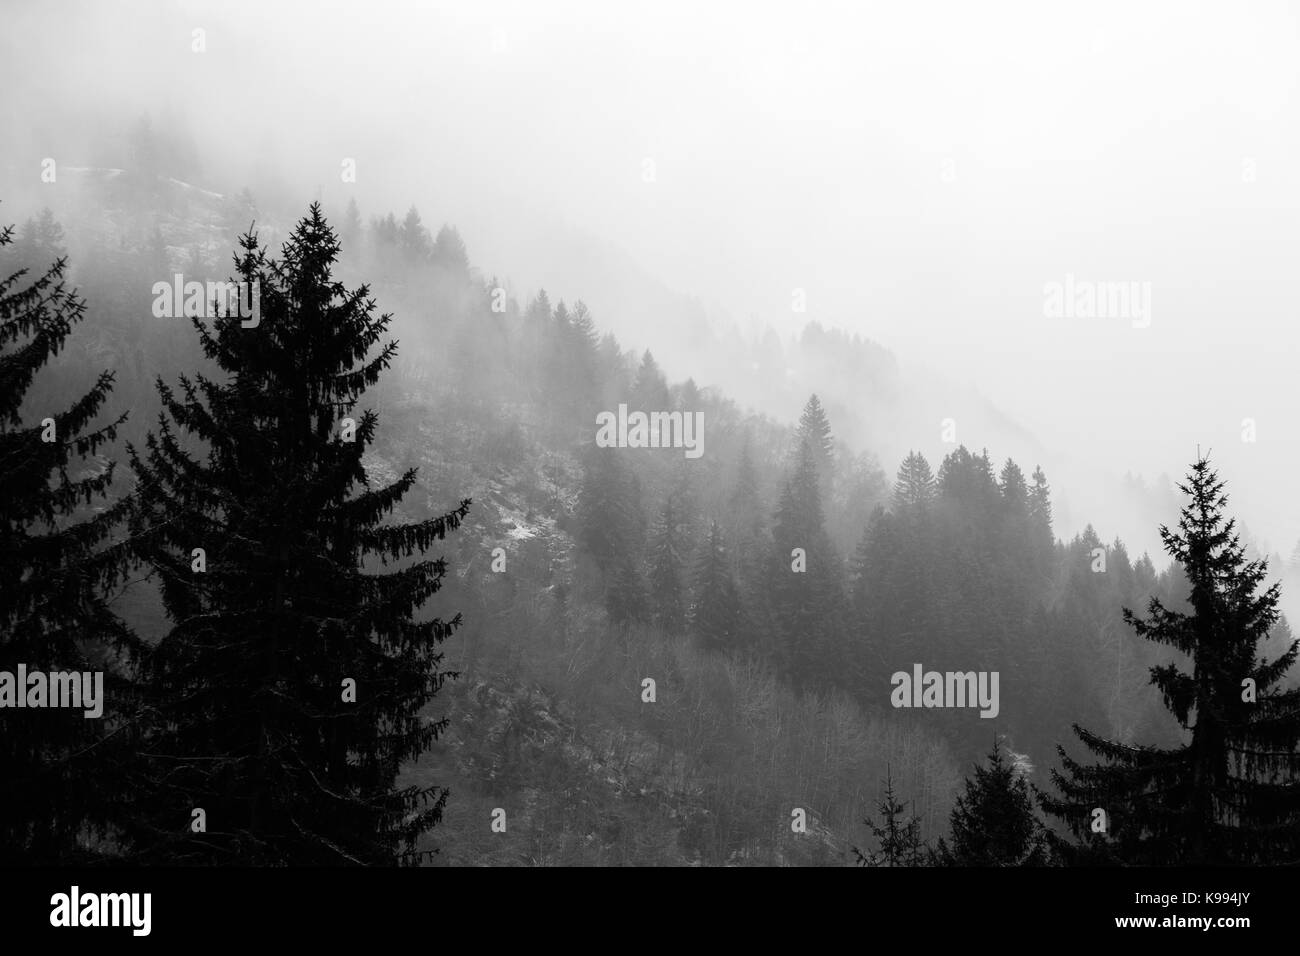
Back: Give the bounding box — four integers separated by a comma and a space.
4, 0, 1299, 557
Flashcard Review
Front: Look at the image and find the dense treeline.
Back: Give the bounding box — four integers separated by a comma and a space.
4, 184, 1298, 865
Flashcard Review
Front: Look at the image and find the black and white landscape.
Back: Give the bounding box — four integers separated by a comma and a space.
2, 0, 1299, 881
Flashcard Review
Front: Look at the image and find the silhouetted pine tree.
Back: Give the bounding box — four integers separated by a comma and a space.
853, 769, 927, 866
0, 217, 135, 863
1040, 456, 1300, 864
125, 205, 470, 865
936, 739, 1047, 866
691, 521, 742, 653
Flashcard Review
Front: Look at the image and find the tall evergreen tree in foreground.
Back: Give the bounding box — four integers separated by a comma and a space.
936, 739, 1047, 866
0, 214, 134, 863
1040, 456, 1300, 864
126, 204, 470, 865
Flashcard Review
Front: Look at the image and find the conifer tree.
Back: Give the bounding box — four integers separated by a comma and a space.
431, 225, 469, 276
648, 496, 686, 633
631, 349, 671, 411
398, 205, 432, 262
936, 739, 1047, 866
125, 205, 470, 865
796, 393, 835, 500
1040, 456, 1300, 864
691, 521, 743, 653
769, 433, 846, 686
1028, 465, 1054, 559
0, 215, 135, 863
577, 442, 643, 563
577, 442, 646, 625
891, 450, 936, 513
998, 459, 1028, 513
566, 300, 600, 412
853, 769, 927, 866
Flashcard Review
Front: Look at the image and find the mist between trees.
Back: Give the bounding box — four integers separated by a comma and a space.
3, 180, 1298, 865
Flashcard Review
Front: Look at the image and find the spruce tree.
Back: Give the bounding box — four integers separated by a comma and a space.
125, 205, 470, 865
998, 459, 1028, 512
577, 441, 647, 625
691, 521, 742, 653
398, 205, 432, 262
853, 769, 927, 866
769, 433, 845, 686
431, 225, 469, 276
564, 300, 600, 417
0, 215, 135, 863
1040, 456, 1300, 864
648, 496, 686, 633
1028, 465, 1054, 560
891, 450, 936, 513
796, 393, 835, 501
631, 349, 670, 411
936, 739, 1047, 866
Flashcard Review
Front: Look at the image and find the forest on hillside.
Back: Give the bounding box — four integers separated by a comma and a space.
4, 164, 1299, 866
